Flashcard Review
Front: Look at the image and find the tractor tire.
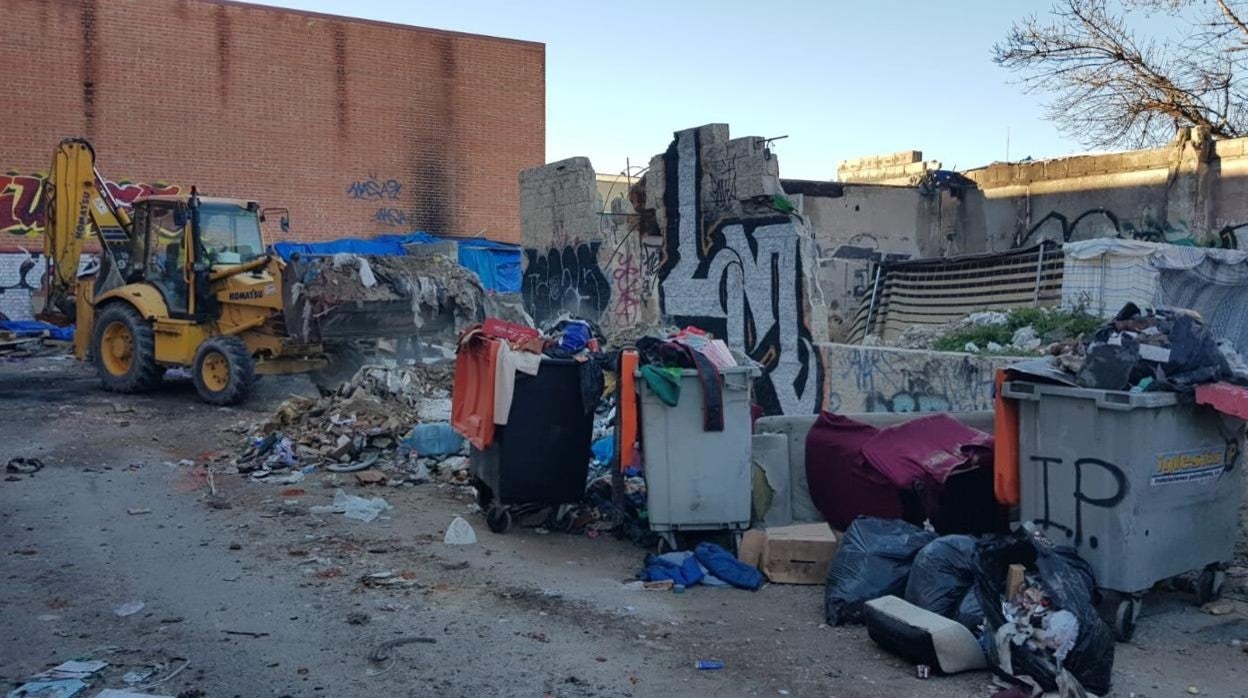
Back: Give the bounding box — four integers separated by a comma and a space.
192, 335, 256, 406
92, 303, 161, 394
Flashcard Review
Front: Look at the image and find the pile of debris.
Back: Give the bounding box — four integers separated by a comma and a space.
1010, 302, 1248, 392
881, 307, 1101, 356
298, 253, 486, 328
232, 363, 454, 481
0, 318, 74, 359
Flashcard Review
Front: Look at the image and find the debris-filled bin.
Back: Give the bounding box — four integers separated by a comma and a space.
470, 357, 594, 533
1004, 380, 1244, 640
637, 365, 756, 551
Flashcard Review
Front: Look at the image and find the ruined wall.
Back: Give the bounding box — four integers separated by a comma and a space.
518, 158, 652, 331
647, 124, 828, 416
820, 343, 1010, 414
2, 0, 543, 250
790, 181, 960, 341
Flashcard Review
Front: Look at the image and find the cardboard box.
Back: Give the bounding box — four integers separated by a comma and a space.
762, 523, 841, 585
737, 529, 767, 568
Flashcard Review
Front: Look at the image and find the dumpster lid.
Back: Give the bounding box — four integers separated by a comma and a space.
1003, 380, 1180, 410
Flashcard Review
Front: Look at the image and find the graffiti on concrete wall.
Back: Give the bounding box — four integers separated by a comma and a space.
522, 243, 611, 326
658, 129, 823, 416
823, 345, 1002, 414
2, 173, 182, 238
1013, 205, 1242, 248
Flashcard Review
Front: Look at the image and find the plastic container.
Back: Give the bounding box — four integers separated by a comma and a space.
470, 357, 594, 533
400, 422, 464, 457
637, 366, 756, 549
1004, 380, 1244, 639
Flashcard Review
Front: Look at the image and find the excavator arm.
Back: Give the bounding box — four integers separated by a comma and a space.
44, 138, 134, 317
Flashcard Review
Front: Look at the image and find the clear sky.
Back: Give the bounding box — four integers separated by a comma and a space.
258, 0, 1085, 181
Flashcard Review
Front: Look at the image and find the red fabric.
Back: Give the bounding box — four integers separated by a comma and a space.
994, 369, 1021, 506
451, 330, 501, 450
482, 317, 539, 342
804, 412, 906, 530
1196, 381, 1248, 420
861, 414, 994, 490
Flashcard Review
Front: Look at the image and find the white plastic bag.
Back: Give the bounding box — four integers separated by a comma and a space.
444, 516, 477, 545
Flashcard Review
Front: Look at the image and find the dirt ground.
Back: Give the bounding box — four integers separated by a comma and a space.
3, 355, 1248, 697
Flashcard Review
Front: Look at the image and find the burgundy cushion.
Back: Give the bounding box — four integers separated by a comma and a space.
805, 412, 906, 530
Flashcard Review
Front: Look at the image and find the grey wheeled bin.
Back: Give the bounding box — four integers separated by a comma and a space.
637, 366, 757, 552
1004, 380, 1245, 641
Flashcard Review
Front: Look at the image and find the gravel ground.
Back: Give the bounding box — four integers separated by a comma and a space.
3, 355, 1248, 697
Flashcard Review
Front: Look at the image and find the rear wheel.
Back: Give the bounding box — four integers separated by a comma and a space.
92, 303, 161, 393
192, 336, 256, 406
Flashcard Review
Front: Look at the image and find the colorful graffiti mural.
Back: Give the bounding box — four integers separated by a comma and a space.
1, 173, 182, 238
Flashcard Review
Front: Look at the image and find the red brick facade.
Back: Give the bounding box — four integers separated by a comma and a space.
0, 0, 544, 251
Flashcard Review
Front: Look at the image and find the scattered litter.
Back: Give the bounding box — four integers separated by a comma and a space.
354, 469, 387, 486
95, 690, 174, 698
222, 629, 269, 638
1202, 599, 1236, 616
125, 508, 152, 516
34, 660, 108, 680
309, 488, 391, 523
444, 516, 477, 545
113, 600, 145, 617
112, 402, 135, 414
694, 660, 724, 670
346, 612, 370, 625
361, 571, 420, 589
915, 665, 930, 680
122, 667, 157, 686
6, 457, 44, 474
4, 678, 88, 698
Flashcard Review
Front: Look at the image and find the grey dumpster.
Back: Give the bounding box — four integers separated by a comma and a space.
1004, 380, 1244, 640
638, 366, 756, 551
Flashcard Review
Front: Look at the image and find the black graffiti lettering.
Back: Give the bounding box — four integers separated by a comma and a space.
1029, 455, 1127, 546
521, 243, 610, 325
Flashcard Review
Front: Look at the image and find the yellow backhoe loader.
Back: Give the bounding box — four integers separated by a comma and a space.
40, 138, 422, 405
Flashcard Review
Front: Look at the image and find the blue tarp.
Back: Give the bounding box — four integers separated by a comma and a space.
0, 320, 74, 341
457, 239, 522, 294
269, 232, 522, 294
270, 233, 439, 261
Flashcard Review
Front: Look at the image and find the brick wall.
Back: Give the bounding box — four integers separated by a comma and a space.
0, 0, 544, 254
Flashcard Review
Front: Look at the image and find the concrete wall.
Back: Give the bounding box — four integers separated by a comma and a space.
787, 180, 962, 340
819, 343, 1011, 414
2, 0, 544, 250
518, 158, 652, 331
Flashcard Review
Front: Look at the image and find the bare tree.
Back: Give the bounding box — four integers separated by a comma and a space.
995, 0, 1248, 148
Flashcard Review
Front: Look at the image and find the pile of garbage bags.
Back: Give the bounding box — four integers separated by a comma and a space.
1014, 302, 1248, 393
824, 518, 1114, 695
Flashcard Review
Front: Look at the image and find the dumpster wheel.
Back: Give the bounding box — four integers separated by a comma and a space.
486, 504, 511, 534
1112, 594, 1142, 642
1196, 565, 1226, 605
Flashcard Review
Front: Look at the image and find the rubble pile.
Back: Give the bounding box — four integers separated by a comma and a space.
234, 363, 455, 481
882, 307, 1101, 356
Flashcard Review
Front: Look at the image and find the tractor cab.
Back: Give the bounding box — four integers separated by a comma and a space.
121, 195, 266, 317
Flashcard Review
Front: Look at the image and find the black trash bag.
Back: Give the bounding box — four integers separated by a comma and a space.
973, 534, 1114, 696
903, 535, 981, 629
955, 588, 984, 631
824, 517, 936, 625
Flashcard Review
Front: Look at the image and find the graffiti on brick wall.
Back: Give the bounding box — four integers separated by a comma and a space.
823, 345, 1000, 414
346, 176, 412, 229
658, 129, 823, 416
522, 243, 611, 326
1, 173, 182, 238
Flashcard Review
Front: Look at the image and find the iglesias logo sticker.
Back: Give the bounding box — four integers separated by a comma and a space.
1152, 447, 1225, 486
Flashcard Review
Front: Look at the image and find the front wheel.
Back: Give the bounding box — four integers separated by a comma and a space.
192, 336, 256, 406
92, 303, 161, 394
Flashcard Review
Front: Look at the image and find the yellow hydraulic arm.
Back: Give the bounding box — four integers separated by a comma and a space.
43, 138, 134, 316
